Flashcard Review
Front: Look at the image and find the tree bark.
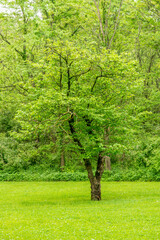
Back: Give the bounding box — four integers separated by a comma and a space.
104, 156, 111, 170
85, 154, 105, 201
90, 177, 101, 200
84, 158, 102, 200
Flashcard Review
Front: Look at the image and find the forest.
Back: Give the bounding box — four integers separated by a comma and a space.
0, 0, 160, 199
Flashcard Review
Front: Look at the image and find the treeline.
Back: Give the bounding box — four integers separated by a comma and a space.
0, 0, 160, 180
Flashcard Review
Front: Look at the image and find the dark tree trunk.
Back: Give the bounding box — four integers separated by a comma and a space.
85, 161, 101, 200
85, 154, 105, 201
91, 177, 101, 200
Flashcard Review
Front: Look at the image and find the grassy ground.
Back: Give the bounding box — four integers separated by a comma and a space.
0, 182, 160, 240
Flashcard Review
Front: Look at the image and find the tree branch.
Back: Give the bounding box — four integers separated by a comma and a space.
148, 53, 156, 73
70, 67, 91, 80
136, 24, 142, 68
71, 25, 83, 37
0, 32, 24, 58
91, 72, 113, 92
95, 153, 105, 181
93, 0, 106, 44
68, 112, 94, 183
108, 0, 123, 49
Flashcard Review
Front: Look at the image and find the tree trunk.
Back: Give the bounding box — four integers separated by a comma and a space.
84, 154, 105, 201
60, 150, 65, 171
104, 156, 111, 170
91, 177, 101, 200
60, 132, 65, 171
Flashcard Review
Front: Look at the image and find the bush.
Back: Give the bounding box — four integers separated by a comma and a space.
0, 170, 88, 181
0, 165, 160, 182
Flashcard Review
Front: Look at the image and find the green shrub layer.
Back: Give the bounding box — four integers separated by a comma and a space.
0, 166, 160, 181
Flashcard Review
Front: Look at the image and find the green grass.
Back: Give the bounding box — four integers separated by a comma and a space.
0, 182, 160, 239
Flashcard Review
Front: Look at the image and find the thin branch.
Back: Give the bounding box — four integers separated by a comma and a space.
108, 0, 123, 49
148, 53, 156, 73
51, 48, 67, 62
135, 23, 142, 68
70, 67, 91, 80
70, 25, 83, 37
91, 73, 113, 92
93, 0, 106, 44
107, 0, 112, 19
105, 0, 111, 43
91, 75, 100, 92
0, 32, 24, 58
59, 54, 63, 90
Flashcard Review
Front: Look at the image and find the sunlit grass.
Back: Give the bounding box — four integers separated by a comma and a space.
0, 182, 160, 239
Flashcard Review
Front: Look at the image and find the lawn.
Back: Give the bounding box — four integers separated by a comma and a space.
0, 182, 160, 240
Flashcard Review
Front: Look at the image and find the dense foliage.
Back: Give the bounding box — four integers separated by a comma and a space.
0, 0, 160, 186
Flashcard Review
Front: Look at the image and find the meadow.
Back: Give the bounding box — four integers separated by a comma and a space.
0, 182, 160, 240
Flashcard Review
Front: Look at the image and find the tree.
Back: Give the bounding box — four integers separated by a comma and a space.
14, 34, 137, 199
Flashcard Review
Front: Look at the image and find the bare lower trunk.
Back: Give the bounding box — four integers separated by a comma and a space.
91, 177, 101, 200
84, 154, 105, 201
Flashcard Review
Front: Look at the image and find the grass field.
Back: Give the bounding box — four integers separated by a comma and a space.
0, 182, 160, 240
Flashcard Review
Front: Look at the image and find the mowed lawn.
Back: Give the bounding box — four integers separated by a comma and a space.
0, 182, 160, 240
